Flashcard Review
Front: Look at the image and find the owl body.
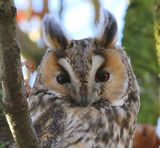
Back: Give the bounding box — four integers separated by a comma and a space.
29, 10, 140, 148
29, 88, 137, 148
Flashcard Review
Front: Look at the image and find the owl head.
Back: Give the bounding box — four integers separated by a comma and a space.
40, 10, 136, 107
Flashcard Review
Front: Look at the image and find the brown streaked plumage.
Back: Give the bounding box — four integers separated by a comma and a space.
29, 9, 140, 148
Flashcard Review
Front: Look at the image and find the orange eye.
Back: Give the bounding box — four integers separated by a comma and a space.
95, 70, 110, 82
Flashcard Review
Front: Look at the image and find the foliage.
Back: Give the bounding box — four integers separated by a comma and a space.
0, 141, 10, 148
154, 0, 160, 65
123, 0, 159, 125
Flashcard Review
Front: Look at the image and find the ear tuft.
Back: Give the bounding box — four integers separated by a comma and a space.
98, 10, 117, 48
42, 14, 68, 49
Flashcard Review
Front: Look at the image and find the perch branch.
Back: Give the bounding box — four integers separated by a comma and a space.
0, 0, 40, 147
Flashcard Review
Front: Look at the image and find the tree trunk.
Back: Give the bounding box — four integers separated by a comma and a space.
0, 0, 40, 147
123, 0, 159, 124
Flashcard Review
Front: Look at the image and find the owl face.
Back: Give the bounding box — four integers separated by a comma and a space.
41, 11, 130, 107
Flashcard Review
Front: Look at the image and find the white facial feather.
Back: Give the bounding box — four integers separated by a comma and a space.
89, 55, 104, 86
58, 58, 74, 78
58, 58, 79, 91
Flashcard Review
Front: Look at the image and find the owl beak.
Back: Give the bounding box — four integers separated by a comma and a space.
79, 96, 89, 107
79, 85, 90, 107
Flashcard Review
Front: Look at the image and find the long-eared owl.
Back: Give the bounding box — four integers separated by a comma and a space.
29, 10, 140, 148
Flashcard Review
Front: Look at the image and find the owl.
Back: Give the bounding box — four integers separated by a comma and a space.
29, 10, 140, 148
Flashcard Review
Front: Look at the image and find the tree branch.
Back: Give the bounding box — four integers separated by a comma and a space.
0, 0, 40, 147
17, 28, 46, 67
92, 0, 100, 24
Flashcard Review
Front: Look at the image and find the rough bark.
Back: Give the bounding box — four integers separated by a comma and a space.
0, 0, 40, 147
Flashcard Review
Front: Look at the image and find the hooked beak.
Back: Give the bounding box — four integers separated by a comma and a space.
78, 85, 89, 107
71, 83, 99, 107
79, 96, 89, 107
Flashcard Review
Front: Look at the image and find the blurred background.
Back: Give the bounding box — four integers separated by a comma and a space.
0, 0, 160, 147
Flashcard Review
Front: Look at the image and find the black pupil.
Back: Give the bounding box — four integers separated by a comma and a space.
96, 70, 110, 82
57, 74, 70, 84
